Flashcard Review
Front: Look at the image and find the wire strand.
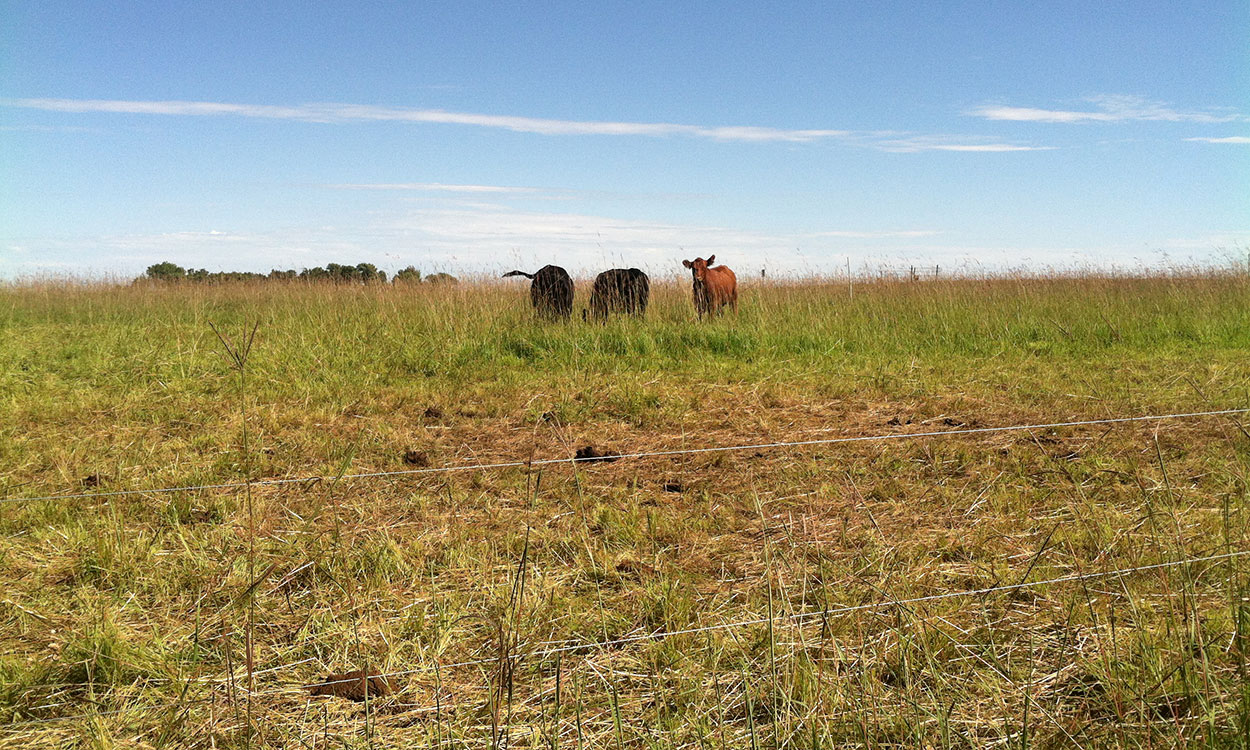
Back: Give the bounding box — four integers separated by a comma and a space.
6, 547, 1244, 731
4, 407, 1246, 505
269, 547, 1250, 694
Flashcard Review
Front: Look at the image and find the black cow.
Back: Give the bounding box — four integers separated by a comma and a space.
584, 268, 650, 321
503, 265, 574, 320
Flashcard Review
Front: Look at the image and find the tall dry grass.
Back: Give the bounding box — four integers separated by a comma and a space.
1, 269, 1248, 747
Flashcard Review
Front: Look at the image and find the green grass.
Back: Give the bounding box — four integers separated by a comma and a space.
1, 272, 1249, 748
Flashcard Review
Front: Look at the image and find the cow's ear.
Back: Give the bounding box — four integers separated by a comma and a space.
706, 254, 715, 265
682, 259, 692, 268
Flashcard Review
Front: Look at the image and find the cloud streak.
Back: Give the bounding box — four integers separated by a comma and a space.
6, 204, 1242, 279
326, 182, 542, 194
873, 135, 1054, 153
5, 97, 849, 142
801, 229, 941, 239
4, 97, 1042, 151
0, 205, 949, 277
969, 95, 1244, 124
1185, 136, 1250, 144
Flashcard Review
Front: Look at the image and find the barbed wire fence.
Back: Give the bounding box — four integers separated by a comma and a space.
3, 406, 1248, 744
4, 408, 1247, 506
3, 549, 1245, 734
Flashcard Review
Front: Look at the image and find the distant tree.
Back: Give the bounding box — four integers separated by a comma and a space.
393, 266, 422, 283
145, 262, 187, 280
424, 272, 458, 285
355, 263, 384, 283
299, 266, 330, 281
138, 262, 400, 284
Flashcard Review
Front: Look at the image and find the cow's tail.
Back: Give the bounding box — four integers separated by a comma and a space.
502, 270, 535, 279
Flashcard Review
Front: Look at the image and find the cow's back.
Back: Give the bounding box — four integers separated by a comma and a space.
531, 265, 574, 319
589, 268, 650, 318
710, 266, 736, 302
624, 268, 650, 314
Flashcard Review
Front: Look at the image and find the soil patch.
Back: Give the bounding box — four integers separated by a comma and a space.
574, 445, 620, 463
305, 669, 396, 702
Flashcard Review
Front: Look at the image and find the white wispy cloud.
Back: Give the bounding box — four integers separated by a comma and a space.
392, 206, 944, 256
969, 95, 1244, 124
1185, 136, 1250, 144
921, 143, 1050, 152
801, 230, 941, 239
6, 207, 1242, 279
4, 97, 849, 143
0, 205, 952, 278
874, 135, 1054, 153
4, 97, 1042, 152
0, 123, 98, 133
326, 182, 541, 194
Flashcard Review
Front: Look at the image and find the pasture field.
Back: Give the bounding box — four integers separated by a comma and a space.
2, 272, 1249, 748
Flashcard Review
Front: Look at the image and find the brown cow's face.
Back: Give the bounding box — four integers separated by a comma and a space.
682, 256, 714, 283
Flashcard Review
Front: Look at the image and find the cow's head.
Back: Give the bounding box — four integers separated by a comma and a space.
681, 255, 716, 283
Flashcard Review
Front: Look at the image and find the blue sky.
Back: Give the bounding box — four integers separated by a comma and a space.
2, 1, 1247, 279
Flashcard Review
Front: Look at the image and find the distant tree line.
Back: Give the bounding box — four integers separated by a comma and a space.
142, 262, 456, 284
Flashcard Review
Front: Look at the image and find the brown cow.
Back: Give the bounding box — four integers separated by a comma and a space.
682, 255, 737, 319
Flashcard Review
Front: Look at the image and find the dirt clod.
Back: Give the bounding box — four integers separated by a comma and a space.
1150, 694, 1191, 720
305, 669, 395, 702
574, 445, 620, 463
615, 558, 655, 577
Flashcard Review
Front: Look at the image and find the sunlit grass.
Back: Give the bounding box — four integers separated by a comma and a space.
1, 270, 1248, 747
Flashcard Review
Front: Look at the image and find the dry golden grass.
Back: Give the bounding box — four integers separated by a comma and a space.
1, 271, 1248, 748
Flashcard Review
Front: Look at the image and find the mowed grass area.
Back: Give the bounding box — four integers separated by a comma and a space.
1, 272, 1249, 748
